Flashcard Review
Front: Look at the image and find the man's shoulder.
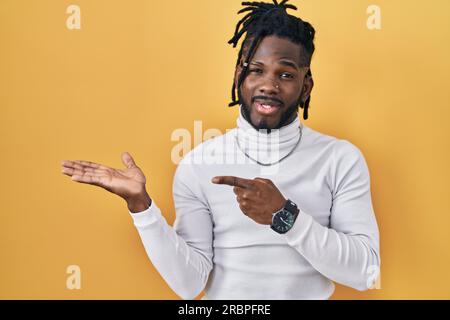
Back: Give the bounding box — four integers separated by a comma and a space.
178, 129, 236, 166
304, 125, 364, 160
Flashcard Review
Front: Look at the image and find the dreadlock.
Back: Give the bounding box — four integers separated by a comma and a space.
227, 0, 315, 120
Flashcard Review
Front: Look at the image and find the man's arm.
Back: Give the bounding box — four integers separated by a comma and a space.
211, 140, 380, 291
61, 152, 213, 299
282, 140, 380, 291
130, 159, 213, 299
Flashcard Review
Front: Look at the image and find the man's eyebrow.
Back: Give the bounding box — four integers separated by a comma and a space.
250, 59, 299, 70
279, 59, 299, 70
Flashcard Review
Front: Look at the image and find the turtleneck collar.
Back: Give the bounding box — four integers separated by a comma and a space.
235, 105, 303, 163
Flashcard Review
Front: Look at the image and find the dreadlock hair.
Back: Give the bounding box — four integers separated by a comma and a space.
227, 0, 315, 120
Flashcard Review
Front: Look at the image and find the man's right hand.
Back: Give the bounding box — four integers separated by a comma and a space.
61, 152, 152, 213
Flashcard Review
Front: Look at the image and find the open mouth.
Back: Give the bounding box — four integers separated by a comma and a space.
253, 101, 281, 116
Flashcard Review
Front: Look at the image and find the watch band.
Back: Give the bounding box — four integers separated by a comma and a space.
284, 199, 298, 214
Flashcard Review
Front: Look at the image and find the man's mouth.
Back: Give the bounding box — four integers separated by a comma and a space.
253, 100, 282, 116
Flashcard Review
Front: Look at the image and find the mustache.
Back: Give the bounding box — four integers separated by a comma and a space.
252, 96, 283, 106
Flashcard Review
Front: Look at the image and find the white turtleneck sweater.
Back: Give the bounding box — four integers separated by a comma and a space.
129, 106, 380, 300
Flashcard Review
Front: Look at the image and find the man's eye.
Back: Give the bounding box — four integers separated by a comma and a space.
281, 73, 294, 79
249, 69, 262, 74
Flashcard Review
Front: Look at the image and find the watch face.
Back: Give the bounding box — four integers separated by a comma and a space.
272, 210, 295, 233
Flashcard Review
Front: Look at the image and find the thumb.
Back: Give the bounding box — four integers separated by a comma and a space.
121, 152, 137, 169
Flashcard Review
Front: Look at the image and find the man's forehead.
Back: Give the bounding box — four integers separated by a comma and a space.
247, 36, 302, 63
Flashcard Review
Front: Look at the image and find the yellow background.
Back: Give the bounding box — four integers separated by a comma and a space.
1, 0, 449, 299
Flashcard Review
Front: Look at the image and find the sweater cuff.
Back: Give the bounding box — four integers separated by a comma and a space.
129, 200, 161, 228
282, 208, 313, 247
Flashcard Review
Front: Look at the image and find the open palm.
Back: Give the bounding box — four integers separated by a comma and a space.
61, 152, 147, 201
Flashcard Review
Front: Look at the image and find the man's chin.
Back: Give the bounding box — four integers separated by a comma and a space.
241, 105, 278, 130
249, 114, 281, 131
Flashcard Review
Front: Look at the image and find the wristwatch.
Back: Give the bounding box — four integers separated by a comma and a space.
270, 199, 300, 234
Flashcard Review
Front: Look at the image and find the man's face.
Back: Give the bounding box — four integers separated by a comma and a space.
235, 35, 313, 130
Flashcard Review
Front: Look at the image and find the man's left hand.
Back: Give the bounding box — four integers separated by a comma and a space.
211, 176, 286, 225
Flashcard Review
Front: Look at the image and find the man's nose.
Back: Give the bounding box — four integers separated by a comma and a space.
258, 76, 280, 94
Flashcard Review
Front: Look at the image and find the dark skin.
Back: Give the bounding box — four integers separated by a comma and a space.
212, 176, 287, 225
213, 35, 314, 225
235, 35, 313, 130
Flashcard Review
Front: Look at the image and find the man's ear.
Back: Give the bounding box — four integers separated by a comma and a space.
234, 64, 242, 89
301, 72, 314, 103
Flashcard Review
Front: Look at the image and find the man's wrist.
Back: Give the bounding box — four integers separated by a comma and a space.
126, 191, 152, 213
270, 199, 300, 234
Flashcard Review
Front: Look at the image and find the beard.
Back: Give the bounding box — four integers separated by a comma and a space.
238, 88, 299, 133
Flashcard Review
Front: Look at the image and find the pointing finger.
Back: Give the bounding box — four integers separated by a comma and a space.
211, 176, 253, 189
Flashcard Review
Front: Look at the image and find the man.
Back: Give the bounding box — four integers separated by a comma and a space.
61, 0, 380, 299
